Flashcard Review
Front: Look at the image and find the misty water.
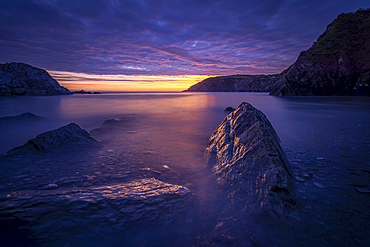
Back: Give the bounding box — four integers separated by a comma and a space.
0, 92, 370, 246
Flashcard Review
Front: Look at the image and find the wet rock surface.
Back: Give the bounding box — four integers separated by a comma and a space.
0, 178, 196, 245
0, 62, 70, 96
205, 102, 300, 245
6, 123, 101, 155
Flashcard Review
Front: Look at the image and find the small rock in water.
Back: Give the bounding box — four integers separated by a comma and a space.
313, 182, 325, 189
313, 174, 326, 181
295, 176, 306, 182
323, 200, 331, 206
162, 165, 170, 170
224, 107, 235, 112
111, 174, 128, 179
43, 184, 58, 190
355, 187, 370, 194
57, 177, 68, 183
63, 179, 76, 184
7, 192, 18, 198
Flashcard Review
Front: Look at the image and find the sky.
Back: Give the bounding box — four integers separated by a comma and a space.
1, 0, 370, 91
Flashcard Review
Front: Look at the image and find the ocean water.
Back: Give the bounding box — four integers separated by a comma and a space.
0, 92, 369, 246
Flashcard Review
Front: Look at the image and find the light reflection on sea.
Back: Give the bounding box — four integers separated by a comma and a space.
0, 92, 370, 246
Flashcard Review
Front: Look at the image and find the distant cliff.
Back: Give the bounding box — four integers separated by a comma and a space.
271, 8, 370, 96
185, 9, 370, 96
0, 62, 70, 96
184, 74, 279, 92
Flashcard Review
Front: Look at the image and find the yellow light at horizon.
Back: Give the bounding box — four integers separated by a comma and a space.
48, 71, 213, 92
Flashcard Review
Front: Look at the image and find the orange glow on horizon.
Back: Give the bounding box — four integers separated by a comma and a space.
48, 71, 214, 92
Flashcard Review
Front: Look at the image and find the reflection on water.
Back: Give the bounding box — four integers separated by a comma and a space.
0, 92, 370, 246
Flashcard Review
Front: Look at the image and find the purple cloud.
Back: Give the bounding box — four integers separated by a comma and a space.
0, 0, 369, 76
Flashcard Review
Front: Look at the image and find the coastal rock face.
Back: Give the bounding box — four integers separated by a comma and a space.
0, 178, 196, 243
0, 62, 70, 96
6, 123, 100, 155
271, 8, 370, 96
0, 112, 44, 125
184, 74, 278, 92
205, 102, 298, 241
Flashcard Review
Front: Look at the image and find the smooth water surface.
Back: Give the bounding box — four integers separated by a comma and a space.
0, 92, 369, 246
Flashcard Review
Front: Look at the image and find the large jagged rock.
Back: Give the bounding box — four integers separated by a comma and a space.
0, 62, 70, 96
184, 74, 279, 92
205, 102, 299, 244
0, 112, 45, 125
0, 178, 197, 243
6, 123, 101, 155
271, 8, 370, 96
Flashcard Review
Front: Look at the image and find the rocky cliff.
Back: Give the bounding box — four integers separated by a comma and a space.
184, 74, 279, 92
271, 8, 370, 96
0, 62, 70, 96
205, 102, 300, 245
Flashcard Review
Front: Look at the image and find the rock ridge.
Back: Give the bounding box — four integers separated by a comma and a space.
184, 74, 279, 92
205, 102, 300, 244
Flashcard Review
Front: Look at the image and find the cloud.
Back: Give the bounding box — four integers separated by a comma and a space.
1, 0, 370, 77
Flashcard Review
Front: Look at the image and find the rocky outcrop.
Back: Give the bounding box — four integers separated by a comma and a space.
0, 112, 44, 125
0, 62, 70, 96
6, 123, 101, 155
206, 102, 299, 244
72, 90, 101, 94
184, 74, 279, 92
271, 8, 370, 96
0, 178, 196, 243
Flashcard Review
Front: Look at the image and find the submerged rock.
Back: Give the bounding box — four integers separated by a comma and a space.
0, 112, 44, 125
90, 116, 138, 135
0, 178, 196, 243
6, 123, 101, 155
205, 102, 299, 244
0, 62, 70, 96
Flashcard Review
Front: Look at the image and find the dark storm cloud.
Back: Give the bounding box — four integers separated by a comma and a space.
0, 0, 369, 75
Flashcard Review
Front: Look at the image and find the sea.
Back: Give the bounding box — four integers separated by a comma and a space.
0, 92, 369, 246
